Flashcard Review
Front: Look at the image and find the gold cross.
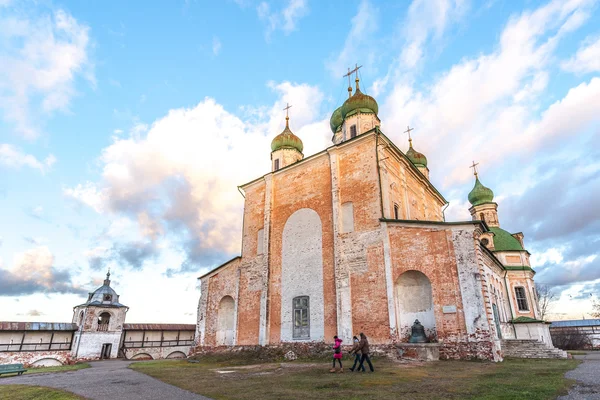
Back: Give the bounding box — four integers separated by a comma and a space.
470, 161, 479, 177
404, 126, 414, 147
283, 103, 292, 118
343, 64, 363, 96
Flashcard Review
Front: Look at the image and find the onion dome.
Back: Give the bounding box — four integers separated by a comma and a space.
406, 141, 428, 168
340, 81, 378, 118
468, 177, 494, 206
271, 118, 303, 153
330, 106, 343, 133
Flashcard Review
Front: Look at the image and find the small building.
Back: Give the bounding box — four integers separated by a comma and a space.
0, 271, 195, 366
550, 319, 600, 349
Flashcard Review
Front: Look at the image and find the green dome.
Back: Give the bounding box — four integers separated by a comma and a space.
406, 144, 428, 167
468, 177, 494, 206
340, 88, 378, 118
330, 106, 343, 133
271, 123, 303, 153
489, 227, 524, 251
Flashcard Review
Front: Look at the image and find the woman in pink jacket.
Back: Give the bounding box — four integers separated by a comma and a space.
330, 336, 344, 373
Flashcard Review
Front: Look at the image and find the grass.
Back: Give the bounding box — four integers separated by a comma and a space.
0, 385, 84, 400
131, 355, 580, 400
0, 363, 90, 379
567, 350, 588, 356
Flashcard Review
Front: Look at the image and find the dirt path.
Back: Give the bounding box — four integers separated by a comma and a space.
0, 360, 212, 400
558, 352, 600, 400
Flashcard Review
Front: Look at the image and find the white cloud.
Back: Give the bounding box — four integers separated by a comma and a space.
0, 6, 93, 139
400, 0, 469, 69
212, 36, 222, 56
326, 0, 378, 78
63, 182, 107, 213
67, 82, 326, 270
379, 0, 598, 189
257, 0, 308, 40
561, 35, 600, 74
0, 144, 56, 173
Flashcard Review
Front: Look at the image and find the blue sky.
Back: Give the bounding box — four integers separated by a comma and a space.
1, 0, 599, 323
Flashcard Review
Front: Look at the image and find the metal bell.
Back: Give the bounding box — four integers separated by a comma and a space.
408, 319, 427, 343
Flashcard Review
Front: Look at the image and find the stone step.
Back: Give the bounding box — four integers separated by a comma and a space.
501, 339, 567, 359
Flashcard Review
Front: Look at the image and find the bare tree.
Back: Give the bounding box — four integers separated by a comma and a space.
592, 301, 600, 319
535, 283, 556, 320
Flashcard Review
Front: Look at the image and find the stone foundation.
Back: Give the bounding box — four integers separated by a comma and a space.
0, 350, 75, 367
396, 343, 440, 361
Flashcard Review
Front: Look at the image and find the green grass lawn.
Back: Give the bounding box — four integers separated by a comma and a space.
0, 385, 84, 400
130, 356, 580, 400
0, 363, 90, 379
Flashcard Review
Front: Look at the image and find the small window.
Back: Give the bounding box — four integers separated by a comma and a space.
480, 212, 485, 223
293, 296, 310, 339
274, 159, 280, 171
515, 287, 529, 311
103, 294, 112, 302
481, 238, 489, 246
350, 124, 357, 138
393, 203, 400, 219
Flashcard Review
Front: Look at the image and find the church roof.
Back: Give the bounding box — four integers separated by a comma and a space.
0, 322, 78, 331
489, 227, 524, 251
76, 272, 127, 308
468, 177, 494, 206
340, 87, 378, 119
271, 120, 303, 153
406, 143, 428, 168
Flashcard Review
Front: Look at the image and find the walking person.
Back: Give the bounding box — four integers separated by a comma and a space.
329, 336, 344, 373
356, 332, 374, 372
349, 335, 365, 372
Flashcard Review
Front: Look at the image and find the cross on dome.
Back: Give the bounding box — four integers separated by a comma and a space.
470, 161, 479, 177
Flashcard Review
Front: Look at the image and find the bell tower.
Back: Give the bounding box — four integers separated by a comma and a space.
270, 103, 303, 172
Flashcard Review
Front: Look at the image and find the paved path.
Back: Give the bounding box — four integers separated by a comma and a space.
0, 360, 212, 400
558, 352, 600, 400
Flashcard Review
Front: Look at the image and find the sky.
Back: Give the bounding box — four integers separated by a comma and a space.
0, 0, 599, 324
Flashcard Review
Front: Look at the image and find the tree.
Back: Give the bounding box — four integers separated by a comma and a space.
592, 301, 600, 319
535, 283, 556, 320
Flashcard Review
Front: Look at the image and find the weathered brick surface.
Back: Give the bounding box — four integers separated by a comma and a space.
0, 350, 74, 367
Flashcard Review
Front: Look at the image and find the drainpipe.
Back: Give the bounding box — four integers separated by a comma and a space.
441, 202, 450, 222
503, 271, 518, 339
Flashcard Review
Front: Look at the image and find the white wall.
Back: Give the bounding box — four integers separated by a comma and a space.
280, 208, 325, 342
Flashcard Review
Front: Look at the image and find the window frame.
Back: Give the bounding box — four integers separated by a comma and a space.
393, 203, 400, 220
292, 296, 310, 339
514, 286, 529, 312
350, 124, 357, 138
274, 159, 280, 171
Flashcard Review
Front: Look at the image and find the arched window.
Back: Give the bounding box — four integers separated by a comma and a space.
97, 312, 111, 331
480, 212, 485, 223
78, 311, 84, 326
394, 203, 400, 220
350, 124, 357, 138
293, 296, 310, 339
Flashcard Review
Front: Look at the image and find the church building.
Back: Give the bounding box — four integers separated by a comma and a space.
195, 73, 562, 361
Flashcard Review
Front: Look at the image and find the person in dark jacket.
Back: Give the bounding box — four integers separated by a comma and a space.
356, 332, 374, 372
349, 335, 365, 372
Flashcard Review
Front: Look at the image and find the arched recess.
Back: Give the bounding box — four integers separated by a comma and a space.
31, 358, 63, 367
395, 270, 436, 339
281, 208, 324, 342
217, 296, 235, 346
130, 353, 153, 360
97, 312, 111, 331
166, 351, 187, 359
78, 311, 84, 326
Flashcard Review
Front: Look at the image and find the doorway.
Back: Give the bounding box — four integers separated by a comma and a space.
101, 343, 112, 359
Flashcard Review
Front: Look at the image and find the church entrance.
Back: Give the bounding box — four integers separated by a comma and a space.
395, 270, 436, 340
100, 343, 112, 359
217, 296, 235, 346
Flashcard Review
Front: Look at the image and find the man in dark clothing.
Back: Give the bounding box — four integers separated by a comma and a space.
349, 335, 365, 372
356, 332, 374, 372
